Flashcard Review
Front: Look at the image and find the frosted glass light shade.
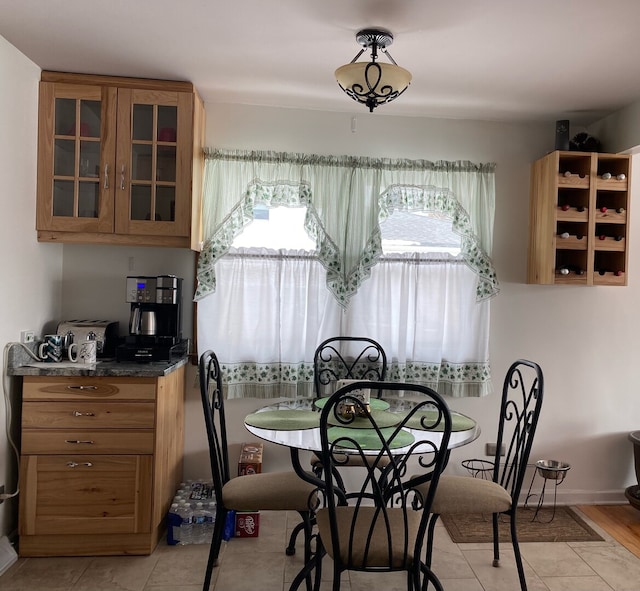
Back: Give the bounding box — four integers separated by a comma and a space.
335, 62, 412, 112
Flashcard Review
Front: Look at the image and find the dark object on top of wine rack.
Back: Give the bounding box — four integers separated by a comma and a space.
555, 120, 570, 151
569, 132, 601, 152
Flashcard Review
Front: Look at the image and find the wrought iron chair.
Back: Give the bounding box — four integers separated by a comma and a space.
289, 380, 453, 591
199, 350, 318, 591
286, 336, 389, 555
313, 336, 387, 399
422, 359, 544, 591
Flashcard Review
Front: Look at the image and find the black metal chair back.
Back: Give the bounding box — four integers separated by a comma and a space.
492, 359, 544, 506
313, 336, 387, 397
199, 350, 231, 591
304, 381, 451, 591
199, 350, 231, 503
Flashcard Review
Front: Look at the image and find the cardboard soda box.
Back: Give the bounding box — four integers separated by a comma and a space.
238, 442, 263, 476
235, 510, 260, 538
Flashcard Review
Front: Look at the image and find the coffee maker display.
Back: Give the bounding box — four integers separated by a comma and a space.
116, 275, 188, 362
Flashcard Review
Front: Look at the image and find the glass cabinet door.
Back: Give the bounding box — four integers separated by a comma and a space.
37, 83, 116, 233
53, 97, 101, 217
115, 89, 192, 237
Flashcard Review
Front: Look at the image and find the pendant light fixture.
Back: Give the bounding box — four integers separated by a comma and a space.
335, 28, 412, 113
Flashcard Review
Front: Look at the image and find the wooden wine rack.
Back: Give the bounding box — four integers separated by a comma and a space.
528, 150, 631, 286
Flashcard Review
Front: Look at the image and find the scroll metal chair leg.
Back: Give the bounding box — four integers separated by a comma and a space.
510, 510, 528, 591
422, 512, 440, 590
203, 507, 227, 591
289, 533, 325, 591
286, 520, 305, 555
420, 562, 445, 591
492, 512, 500, 567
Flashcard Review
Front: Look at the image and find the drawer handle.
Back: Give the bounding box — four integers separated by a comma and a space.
66, 461, 93, 468
72, 411, 95, 417
65, 439, 95, 445
67, 385, 98, 391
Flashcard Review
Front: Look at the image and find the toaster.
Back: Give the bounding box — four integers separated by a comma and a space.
56, 320, 120, 358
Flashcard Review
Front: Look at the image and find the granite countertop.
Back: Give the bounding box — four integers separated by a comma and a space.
7, 342, 188, 378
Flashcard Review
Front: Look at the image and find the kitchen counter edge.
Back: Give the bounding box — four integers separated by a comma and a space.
7, 342, 189, 378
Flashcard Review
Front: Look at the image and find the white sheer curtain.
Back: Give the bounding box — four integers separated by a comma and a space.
198, 250, 490, 399
196, 149, 498, 399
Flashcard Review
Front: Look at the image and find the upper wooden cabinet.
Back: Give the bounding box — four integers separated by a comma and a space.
36, 72, 205, 249
528, 150, 632, 286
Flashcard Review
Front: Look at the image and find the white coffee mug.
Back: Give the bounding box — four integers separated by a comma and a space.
68, 340, 97, 364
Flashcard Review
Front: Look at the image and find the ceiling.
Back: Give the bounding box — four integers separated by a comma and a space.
2, 0, 640, 125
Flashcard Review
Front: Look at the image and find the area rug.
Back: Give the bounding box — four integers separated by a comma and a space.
441, 506, 604, 543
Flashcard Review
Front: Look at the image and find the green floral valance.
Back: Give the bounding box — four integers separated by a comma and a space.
195, 149, 499, 306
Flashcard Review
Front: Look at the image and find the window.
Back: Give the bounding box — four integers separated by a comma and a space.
196, 149, 497, 398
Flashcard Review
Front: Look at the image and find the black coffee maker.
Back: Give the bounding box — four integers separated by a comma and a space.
116, 275, 188, 362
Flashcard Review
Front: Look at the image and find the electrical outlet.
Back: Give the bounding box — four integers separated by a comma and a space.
20, 330, 35, 343
485, 442, 505, 456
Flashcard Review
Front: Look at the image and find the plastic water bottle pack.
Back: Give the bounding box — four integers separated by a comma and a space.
167, 480, 217, 545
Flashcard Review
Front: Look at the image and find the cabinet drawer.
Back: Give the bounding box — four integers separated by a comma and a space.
23, 376, 156, 401
22, 429, 154, 454
22, 401, 155, 429
20, 454, 153, 535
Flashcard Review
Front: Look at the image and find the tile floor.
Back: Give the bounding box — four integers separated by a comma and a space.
2, 507, 640, 591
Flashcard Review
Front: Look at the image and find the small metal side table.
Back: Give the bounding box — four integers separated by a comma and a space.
524, 459, 571, 522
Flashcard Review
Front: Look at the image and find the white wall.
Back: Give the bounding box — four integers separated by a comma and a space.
0, 37, 63, 537
590, 99, 640, 155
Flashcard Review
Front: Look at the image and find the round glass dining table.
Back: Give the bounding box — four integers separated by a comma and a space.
244, 396, 481, 455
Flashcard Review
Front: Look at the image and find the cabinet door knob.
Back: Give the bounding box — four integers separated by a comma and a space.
65, 439, 95, 445
104, 163, 110, 189
67, 385, 98, 391
72, 411, 95, 416
120, 164, 126, 190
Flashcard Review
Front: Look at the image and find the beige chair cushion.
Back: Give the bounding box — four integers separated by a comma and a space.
415, 475, 512, 514
222, 471, 316, 512
316, 506, 420, 568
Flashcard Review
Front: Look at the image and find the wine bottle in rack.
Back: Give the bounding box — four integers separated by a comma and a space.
556, 264, 584, 276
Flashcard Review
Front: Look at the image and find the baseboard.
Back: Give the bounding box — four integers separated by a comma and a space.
0, 536, 18, 576
519, 488, 628, 507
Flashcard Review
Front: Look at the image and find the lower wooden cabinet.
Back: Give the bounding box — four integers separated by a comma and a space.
20, 455, 153, 536
18, 368, 185, 556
